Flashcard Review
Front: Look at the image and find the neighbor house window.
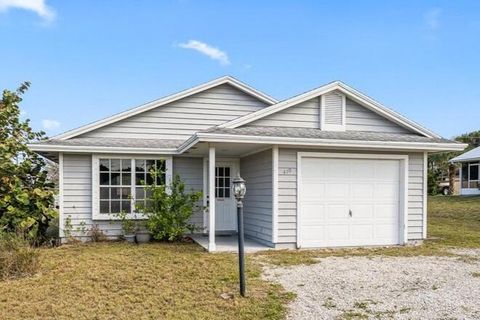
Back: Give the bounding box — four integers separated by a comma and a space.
92, 156, 172, 219
461, 162, 479, 189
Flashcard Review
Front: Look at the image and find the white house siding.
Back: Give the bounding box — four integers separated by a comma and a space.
61, 154, 205, 240
172, 157, 204, 229
248, 96, 411, 134
240, 149, 273, 246
276, 148, 426, 246
79, 84, 268, 140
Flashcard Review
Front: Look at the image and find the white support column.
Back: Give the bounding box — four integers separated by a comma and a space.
272, 145, 279, 244
202, 158, 208, 234
208, 145, 216, 252
58, 152, 64, 239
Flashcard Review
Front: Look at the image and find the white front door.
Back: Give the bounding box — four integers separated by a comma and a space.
299, 156, 402, 248
214, 161, 238, 232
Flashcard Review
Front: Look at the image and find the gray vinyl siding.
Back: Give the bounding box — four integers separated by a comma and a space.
276, 148, 426, 245
248, 95, 411, 134
250, 98, 320, 128
172, 157, 204, 230
346, 98, 410, 133
62, 154, 123, 239
240, 150, 273, 246
79, 84, 268, 140
61, 154, 205, 239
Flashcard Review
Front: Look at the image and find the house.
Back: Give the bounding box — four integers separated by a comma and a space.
30, 76, 466, 251
451, 146, 480, 195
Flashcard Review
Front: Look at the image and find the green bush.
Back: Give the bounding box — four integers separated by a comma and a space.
0, 232, 39, 280
137, 175, 203, 241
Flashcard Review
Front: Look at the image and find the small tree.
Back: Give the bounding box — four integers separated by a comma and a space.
0, 83, 56, 244
137, 174, 203, 241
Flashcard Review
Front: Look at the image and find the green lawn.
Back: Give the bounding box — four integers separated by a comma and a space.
0, 243, 292, 320
0, 196, 478, 319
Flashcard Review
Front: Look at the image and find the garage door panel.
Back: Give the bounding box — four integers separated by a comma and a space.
325, 183, 349, 198
375, 204, 398, 219
350, 204, 374, 219
301, 182, 326, 200
351, 183, 375, 200
324, 161, 351, 179
374, 183, 399, 200
375, 162, 400, 180
326, 225, 349, 242
301, 226, 325, 242
299, 156, 402, 248
302, 204, 326, 222
350, 224, 374, 240
351, 161, 376, 179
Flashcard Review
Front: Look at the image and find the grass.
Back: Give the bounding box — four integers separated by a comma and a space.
256, 195, 480, 266
0, 196, 478, 319
0, 242, 293, 320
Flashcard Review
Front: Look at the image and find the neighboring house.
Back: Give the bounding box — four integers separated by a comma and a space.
30, 76, 465, 251
451, 146, 480, 195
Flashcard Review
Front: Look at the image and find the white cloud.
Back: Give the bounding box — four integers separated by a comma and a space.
0, 0, 55, 22
42, 119, 60, 130
424, 8, 441, 30
178, 40, 230, 65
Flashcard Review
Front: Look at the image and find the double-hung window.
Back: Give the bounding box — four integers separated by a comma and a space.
92, 155, 172, 219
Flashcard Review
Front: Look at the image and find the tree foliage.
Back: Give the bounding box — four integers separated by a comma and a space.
0, 83, 56, 244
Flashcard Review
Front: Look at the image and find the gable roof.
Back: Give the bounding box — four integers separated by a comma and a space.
219, 81, 440, 138
53, 76, 278, 140
451, 146, 480, 163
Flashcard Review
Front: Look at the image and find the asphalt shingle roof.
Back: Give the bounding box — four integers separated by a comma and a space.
201, 126, 457, 144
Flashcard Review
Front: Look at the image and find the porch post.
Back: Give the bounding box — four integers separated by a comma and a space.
208, 144, 216, 252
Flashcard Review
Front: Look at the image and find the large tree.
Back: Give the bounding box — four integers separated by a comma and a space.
0, 83, 56, 244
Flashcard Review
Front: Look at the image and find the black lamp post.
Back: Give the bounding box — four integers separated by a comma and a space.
232, 175, 246, 297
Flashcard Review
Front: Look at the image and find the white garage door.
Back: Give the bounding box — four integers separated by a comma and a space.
299, 156, 402, 248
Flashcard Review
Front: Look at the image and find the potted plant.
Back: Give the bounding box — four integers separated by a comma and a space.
116, 211, 136, 243
135, 220, 151, 243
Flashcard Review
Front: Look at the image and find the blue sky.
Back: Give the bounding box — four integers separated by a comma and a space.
1, 0, 479, 138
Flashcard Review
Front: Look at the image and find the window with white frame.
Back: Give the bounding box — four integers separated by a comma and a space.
92, 156, 172, 219
461, 162, 479, 189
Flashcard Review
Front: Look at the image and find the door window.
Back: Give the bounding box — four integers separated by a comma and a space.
215, 166, 231, 198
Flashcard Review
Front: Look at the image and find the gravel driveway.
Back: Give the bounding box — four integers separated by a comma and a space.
264, 249, 480, 319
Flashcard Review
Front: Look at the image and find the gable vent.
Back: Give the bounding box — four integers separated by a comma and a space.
320, 91, 346, 131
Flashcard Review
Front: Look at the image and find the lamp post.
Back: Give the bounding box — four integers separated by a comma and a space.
232, 175, 246, 297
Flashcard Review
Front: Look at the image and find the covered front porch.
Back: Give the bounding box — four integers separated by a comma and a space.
190, 234, 272, 253
181, 140, 278, 252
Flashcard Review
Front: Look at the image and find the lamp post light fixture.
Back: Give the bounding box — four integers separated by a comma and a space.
232, 175, 246, 297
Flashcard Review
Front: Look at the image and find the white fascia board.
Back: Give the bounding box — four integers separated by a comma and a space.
53, 76, 277, 141
28, 144, 178, 154
221, 80, 441, 139
195, 133, 467, 152
451, 157, 480, 163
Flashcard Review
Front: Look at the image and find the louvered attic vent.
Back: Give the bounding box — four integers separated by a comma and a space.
320, 90, 346, 131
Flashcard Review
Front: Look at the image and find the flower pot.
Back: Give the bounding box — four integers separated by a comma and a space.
124, 234, 136, 243
135, 231, 151, 243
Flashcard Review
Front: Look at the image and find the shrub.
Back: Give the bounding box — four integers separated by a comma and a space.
137, 174, 203, 241
0, 232, 39, 280
88, 225, 107, 242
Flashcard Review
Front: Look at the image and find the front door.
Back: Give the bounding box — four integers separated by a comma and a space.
214, 161, 239, 232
